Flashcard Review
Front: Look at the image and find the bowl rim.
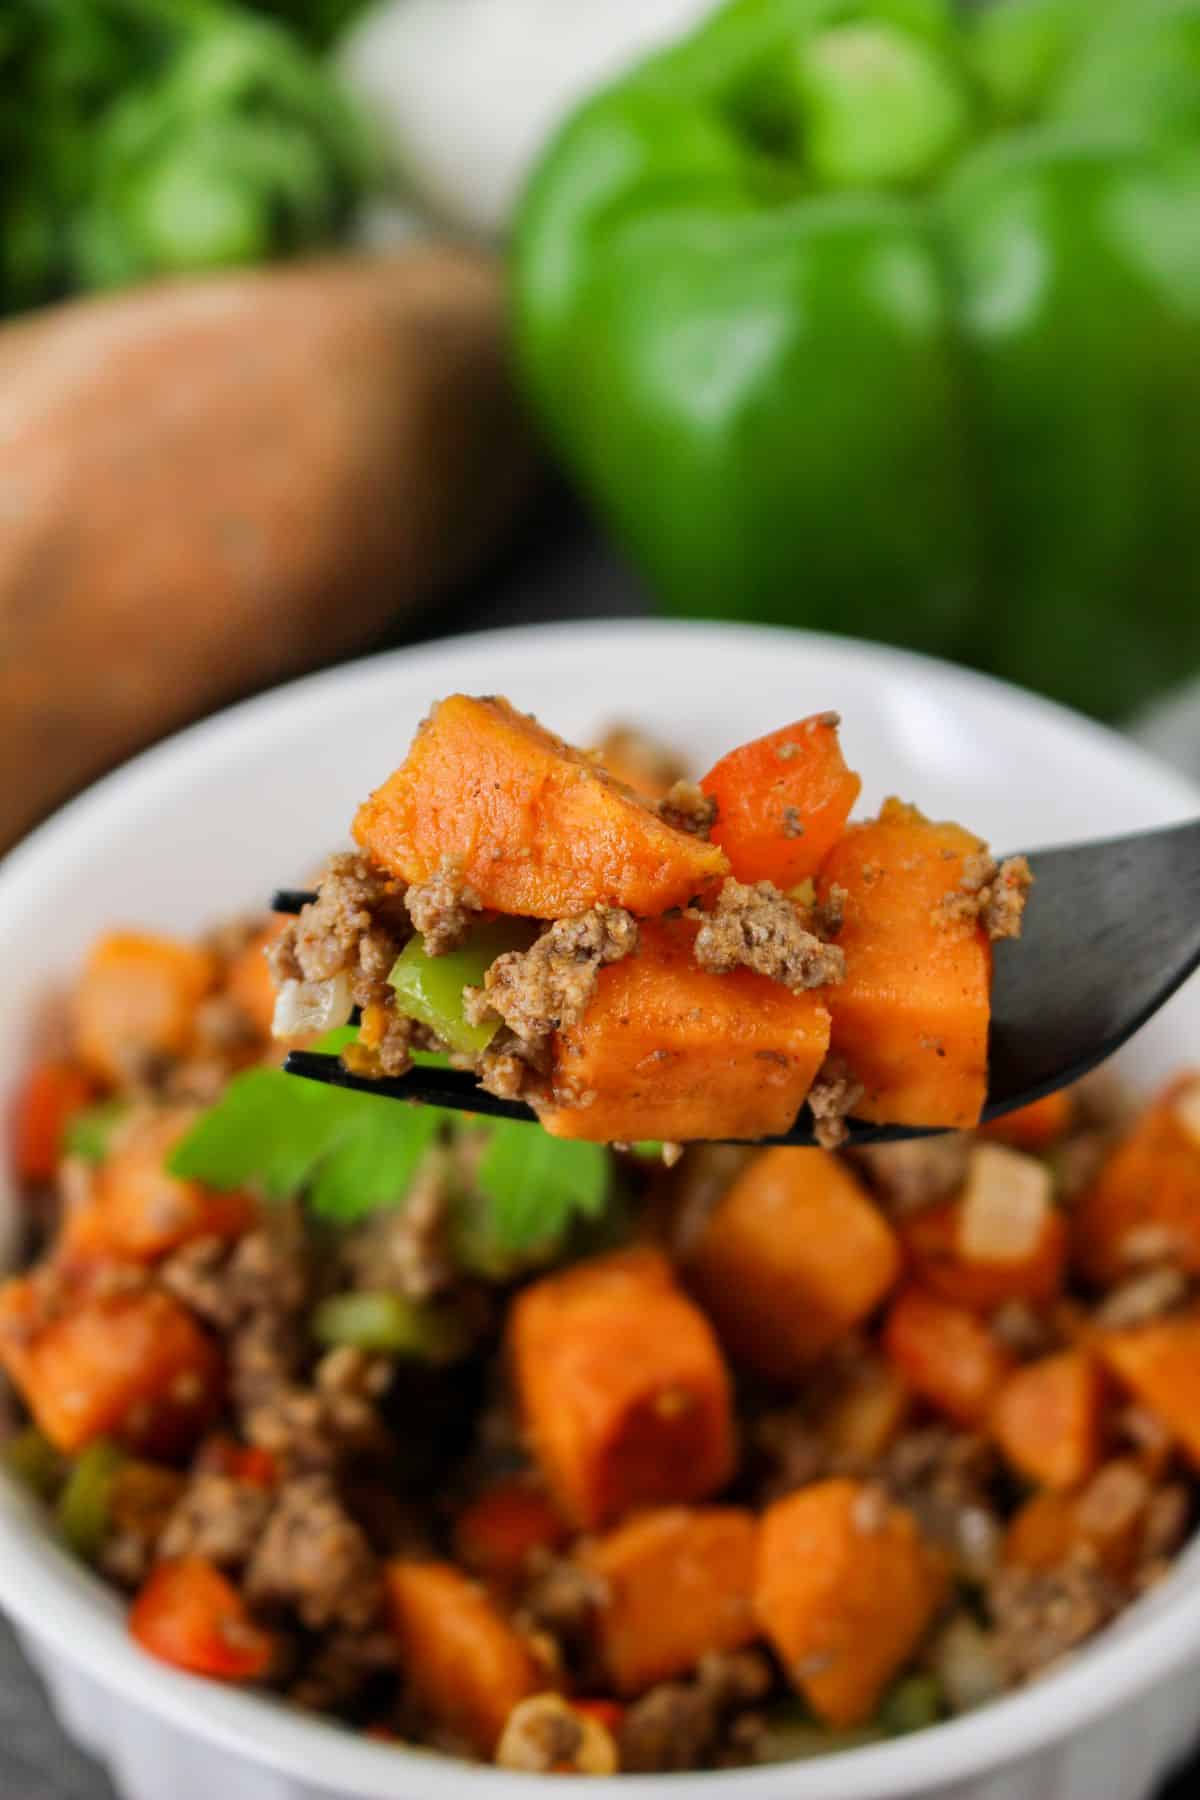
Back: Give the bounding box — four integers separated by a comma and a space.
3, 615, 1200, 1800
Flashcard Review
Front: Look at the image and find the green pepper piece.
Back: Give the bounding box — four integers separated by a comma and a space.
388, 919, 536, 1055
64, 1099, 131, 1165
755, 1699, 886, 1762
514, 0, 1200, 718
878, 1671, 944, 1735
312, 1291, 475, 1363
57, 1440, 124, 1563
3, 1427, 63, 1501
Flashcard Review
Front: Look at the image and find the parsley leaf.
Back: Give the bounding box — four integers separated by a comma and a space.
167, 1031, 611, 1246
168, 1034, 443, 1224
472, 1120, 608, 1251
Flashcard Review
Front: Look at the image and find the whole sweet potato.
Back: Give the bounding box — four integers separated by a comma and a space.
0, 249, 538, 850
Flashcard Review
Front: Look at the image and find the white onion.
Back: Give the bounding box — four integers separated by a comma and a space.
928, 1613, 1005, 1715
958, 1143, 1051, 1264
1173, 1077, 1200, 1149
272, 973, 354, 1040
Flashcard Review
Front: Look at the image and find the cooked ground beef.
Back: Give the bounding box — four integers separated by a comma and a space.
807, 1058, 864, 1151
343, 1159, 455, 1302
269, 852, 408, 1008
657, 780, 717, 839
246, 1474, 383, 1631
942, 853, 1033, 942
404, 854, 483, 957
288, 1627, 399, 1712
851, 1132, 972, 1216
516, 1549, 605, 1674
693, 880, 845, 991
618, 1650, 773, 1774
987, 1552, 1123, 1683
158, 1473, 273, 1568
472, 908, 638, 1044
878, 1427, 1001, 1580
244, 1348, 392, 1475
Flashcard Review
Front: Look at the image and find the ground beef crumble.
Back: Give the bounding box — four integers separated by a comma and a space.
693, 880, 845, 992
618, 1650, 773, 1773
657, 780, 717, 838
158, 1473, 273, 1568
470, 908, 638, 1044
807, 1058, 864, 1151
268, 852, 409, 1009
245, 1473, 383, 1632
942, 853, 1033, 942
986, 1552, 1123, 1683
404, 854, 483, 957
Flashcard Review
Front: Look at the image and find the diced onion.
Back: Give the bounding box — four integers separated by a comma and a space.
272, 973, 354, 1040
958, 1143, 1051, 1264
1173, 1078, 1200, 1149
928, 1613, 1005, 1715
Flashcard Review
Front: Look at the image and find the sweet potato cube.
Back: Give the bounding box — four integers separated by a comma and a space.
384, 1561, 539, 1754
755, 1478, 946, 1727
63, 1110, 254, 1265
686, 1148, 900, 1379
509, 1247, 735, 1529
1074, 1075, 1200, 1285
701, 713, 862, 887
0, 1277, 223, 1456
1004, 1462, 1152, 1581
541, 918, 830, 1143
883, 1286, 1014, 1428
899, 1195, 1067, 1314
989, 1350, 1104, 1491
817, 800, 992, 1128
354, 695, 728, 918
1096, 1307, 1200, 1469
981, 1089, 1074, 1151
75, 932, 216, 1086
582, 1507, 759, 1696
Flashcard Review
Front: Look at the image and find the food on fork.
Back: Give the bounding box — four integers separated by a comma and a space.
269, 696, 1031, 1145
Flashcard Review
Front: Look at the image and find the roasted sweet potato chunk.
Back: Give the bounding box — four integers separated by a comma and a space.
354, 695, 728, 918
582, 1506, 759, 1696
817, 800, 992, 1128
541, 917, 830, 1143
755, 1478, 946, 1727
509, 1247, 735, 1530
686, 1147, 900, 1379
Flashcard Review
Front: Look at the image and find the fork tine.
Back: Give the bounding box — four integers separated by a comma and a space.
283, 1049, 538, 1124
272, 888, 318, 916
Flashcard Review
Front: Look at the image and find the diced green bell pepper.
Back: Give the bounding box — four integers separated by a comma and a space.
57, 1439, 124, 1562
312, 1291, 475, 1363
3, 1426, 63, 1500
64, 1099, 131, 1165
513, 0, 1200, 719
388, 919, 536, 1054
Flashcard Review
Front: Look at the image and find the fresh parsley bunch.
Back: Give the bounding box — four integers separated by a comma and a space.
1, 0, 374, 316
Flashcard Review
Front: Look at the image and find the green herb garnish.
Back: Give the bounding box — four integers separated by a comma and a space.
168, 1030, 611, 1248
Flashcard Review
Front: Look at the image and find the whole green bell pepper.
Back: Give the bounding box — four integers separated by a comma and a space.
513, 0, 1200, 718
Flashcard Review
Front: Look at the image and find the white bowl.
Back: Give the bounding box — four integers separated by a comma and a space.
2, 620, 1199, 1800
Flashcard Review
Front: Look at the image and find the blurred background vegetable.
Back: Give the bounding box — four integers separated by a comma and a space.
0, 0, 375, 315
512, 0, 1200, 718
